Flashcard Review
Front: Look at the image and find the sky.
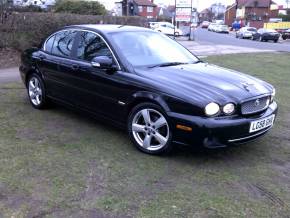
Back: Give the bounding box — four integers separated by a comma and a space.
98, 0, 288, 12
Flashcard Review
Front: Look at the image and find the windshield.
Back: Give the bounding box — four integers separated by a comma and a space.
266, 29, 277, 33
247, 28, 257, 32
110, 31, 199, 67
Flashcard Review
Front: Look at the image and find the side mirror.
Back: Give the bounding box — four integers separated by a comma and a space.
91, 56, 115, 70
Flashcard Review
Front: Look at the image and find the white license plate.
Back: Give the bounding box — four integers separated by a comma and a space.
249, 115, 275, 133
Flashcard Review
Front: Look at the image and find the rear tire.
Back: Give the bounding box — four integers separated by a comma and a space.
27, 73, 48, 109
274, 39, 278, 43
128, 103, 173, 155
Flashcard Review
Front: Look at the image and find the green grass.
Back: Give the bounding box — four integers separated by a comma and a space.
0, 53, 290, 217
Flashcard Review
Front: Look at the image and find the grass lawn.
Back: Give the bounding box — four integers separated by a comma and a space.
0, 53, 290, 217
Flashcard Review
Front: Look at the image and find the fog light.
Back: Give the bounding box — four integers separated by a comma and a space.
223, 103, 235, 115
205, 102, 220, 116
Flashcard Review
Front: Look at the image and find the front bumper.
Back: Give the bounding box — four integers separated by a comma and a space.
263, 35, 280, 40
168, 102, 278, 148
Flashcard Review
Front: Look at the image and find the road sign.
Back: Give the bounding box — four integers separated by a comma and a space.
176, 0, 191, 8
176, 7, 191, 22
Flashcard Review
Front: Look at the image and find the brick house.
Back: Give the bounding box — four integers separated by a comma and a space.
199, 8, 214, 22
132, 0, 157, 19
225, 0, 279, 29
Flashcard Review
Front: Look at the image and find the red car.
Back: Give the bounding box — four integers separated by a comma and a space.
201, 21, 210, 28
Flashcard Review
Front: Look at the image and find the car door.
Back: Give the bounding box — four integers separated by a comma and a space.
62, 30, 131, 120
36, 34, 61, 98
39, 29, 78, 103
166, 24, 174, 35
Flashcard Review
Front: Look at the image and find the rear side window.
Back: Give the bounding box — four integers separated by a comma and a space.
44, 35, 55, 53
51, 30, 77, 57
77, 32, 112, 62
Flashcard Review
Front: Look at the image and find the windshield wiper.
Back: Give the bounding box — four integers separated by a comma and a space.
148, 62, 188, 68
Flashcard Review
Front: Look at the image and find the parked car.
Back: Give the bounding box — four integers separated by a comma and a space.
282, 29, 290, 40
208, 23, 218, 31
252, 28, 280, 43
201, 21, 210, 28
20, 25, 277, 155
215, 25, 229, 33
153, 22, 183, 36
236, 27, 257, 39
148, 22, 159, 30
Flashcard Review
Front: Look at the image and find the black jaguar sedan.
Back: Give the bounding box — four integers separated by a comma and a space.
20, 25, 278, 154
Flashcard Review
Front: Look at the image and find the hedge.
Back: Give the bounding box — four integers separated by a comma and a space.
0, 12, 148, 51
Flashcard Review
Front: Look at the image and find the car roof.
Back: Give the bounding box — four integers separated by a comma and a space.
63, 24, 153, 34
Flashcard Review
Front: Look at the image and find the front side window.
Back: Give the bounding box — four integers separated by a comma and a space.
51, 30, 77, 57
77, 32, 112, 62
111, 31, 199, 67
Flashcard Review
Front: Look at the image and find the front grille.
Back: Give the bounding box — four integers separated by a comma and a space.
241, 96, 270, 115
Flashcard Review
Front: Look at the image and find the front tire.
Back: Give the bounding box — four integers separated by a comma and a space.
27, 73, 48, 109
128, 103, 173, 155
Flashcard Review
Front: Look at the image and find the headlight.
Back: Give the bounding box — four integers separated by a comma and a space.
270, 88, 276, 103
205, 102, 220, 116
223, 103, 235, 115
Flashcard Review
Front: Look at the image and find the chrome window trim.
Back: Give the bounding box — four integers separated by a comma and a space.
43, 28, 121, 70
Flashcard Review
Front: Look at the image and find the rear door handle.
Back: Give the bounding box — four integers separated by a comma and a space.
71, 64, 79, 71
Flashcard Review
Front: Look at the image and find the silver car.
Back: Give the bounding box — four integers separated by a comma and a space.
236, 27, 257, 39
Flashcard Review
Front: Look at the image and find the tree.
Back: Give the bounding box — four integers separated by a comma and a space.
54, 0, 106, 15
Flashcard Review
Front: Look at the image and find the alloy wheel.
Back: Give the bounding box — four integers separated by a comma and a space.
28, 77, 43, 106
131, 108, 169, 151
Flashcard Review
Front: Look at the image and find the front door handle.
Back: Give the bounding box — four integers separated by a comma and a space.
39, 54, 46, 60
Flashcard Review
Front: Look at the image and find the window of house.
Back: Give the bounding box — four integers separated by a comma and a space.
77, 31, 112, 62
138, 6, 143, 12
51, 30, 77, 57
147, 6, 153, 13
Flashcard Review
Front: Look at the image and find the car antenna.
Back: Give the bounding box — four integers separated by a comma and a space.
118, 25, 126, 28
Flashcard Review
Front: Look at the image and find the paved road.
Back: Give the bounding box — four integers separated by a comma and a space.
0, 67, 20, 83
194, 28, 290, 52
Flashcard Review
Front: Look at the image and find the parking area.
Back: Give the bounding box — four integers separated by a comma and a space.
0, 53, 290, 217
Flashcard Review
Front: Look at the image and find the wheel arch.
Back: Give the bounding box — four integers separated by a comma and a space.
25, 67, 44, 87
126, 91, 170, 116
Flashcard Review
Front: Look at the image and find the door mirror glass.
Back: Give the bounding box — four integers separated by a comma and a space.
91, 56, 113, 69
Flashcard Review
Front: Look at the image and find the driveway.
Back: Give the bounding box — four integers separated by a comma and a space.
0, 67, 20, 84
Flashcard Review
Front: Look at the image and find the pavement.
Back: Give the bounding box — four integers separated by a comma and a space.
178, 39, 274, 56
0, 67, 20, 83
